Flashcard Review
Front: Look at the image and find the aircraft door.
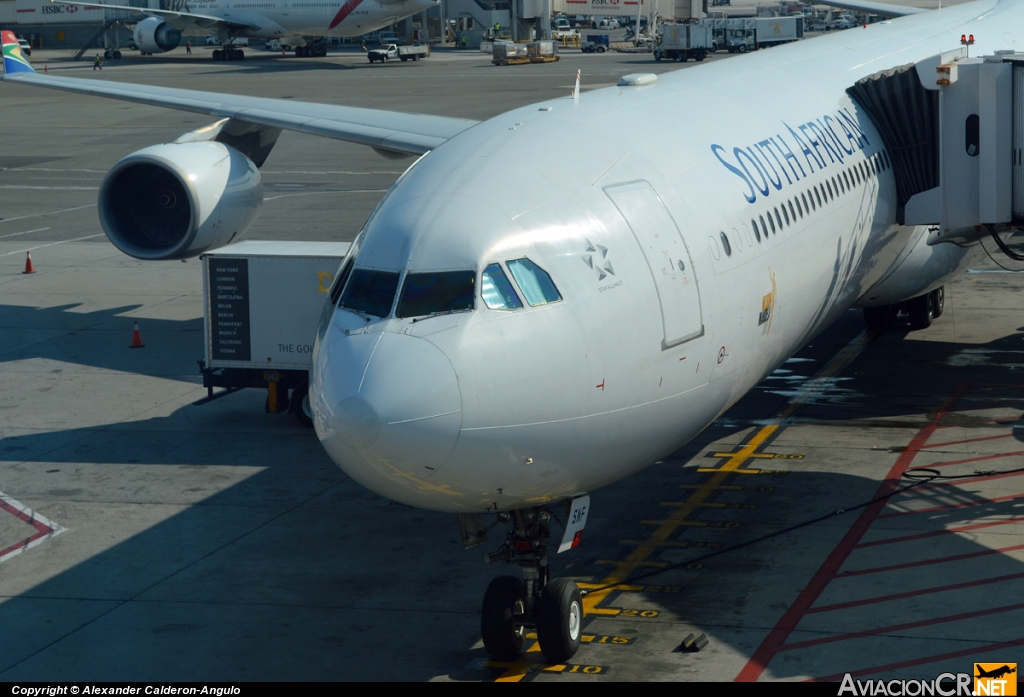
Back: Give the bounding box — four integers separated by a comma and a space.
605, 181, 704, 348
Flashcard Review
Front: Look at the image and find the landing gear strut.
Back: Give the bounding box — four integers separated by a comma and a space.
481, 506, 584, 663
213, 48, 245, 61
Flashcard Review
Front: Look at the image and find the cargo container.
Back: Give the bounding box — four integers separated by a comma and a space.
197, 240, 351, 426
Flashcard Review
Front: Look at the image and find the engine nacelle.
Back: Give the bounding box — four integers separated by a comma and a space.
133, 17, 182, 54
99, 142, 263, 260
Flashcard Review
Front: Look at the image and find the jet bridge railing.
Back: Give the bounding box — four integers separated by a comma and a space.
849, 49, 1024, 243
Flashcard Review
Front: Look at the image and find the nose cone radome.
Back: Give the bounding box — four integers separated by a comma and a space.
313, 328, 463, 509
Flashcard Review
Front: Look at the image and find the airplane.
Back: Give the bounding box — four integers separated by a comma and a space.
47, 0, 438, 60
3, 0, 1023, 664
976, 665, 1018, 679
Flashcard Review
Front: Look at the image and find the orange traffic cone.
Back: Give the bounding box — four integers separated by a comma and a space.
22, 252, 35, 274
130, 320, 145, 348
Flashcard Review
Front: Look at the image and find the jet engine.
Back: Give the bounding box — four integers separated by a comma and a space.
133, 17, 182, 54
98, 141, 263, 260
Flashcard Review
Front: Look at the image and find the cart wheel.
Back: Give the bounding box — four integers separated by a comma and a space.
598, 46, 605, 53
291, 382, 314, 428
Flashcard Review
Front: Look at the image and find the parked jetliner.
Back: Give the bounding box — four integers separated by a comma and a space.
3, 0, 1021, 663
49, 0, 438, 59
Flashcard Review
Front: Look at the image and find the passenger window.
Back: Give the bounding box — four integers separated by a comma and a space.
480, 263, 523, 310
507, 258, 562, 306
789, 200, 798, 221
801, 192, 809, 214
396, 271, 475, 318
720, 232, 732, 257
814, 187, 822, 207
771, 209, 779, 233
781, 204, 790, 226
340, 269, 400, 318
752, 218, 761, 242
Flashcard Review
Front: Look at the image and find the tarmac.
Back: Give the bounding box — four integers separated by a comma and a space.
2, 33, 1024, 682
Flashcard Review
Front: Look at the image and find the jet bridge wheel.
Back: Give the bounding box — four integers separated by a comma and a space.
481, 576, 526, 660
536, 578, 583, 663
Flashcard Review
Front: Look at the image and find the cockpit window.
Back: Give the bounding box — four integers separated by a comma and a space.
507, 258, 561, 306
340, 269, 400, 318
396, 271, 475, 319
480, 263, 523, 310
329, 256, 354, 306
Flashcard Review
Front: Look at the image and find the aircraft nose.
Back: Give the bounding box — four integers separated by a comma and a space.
312, 328, 463, 507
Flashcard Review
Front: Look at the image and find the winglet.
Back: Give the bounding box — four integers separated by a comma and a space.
2, 30, 36, 76
573, 69, 580, 103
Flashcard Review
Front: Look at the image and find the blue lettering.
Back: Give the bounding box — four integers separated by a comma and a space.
838, 108, 870, 149
770, 136, 803, 182
755, 141, 784, 190
786, 122, 820, 173
821, 116, 850, 158
799, 123, 830, 167
712, 144, 757, 204
736, 147, 770, 198
807, 121, 841, 164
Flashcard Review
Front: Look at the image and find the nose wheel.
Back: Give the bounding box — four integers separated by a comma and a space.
480, 507, 585, 664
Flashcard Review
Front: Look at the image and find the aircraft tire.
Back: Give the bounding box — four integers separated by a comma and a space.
104, 50, 112, 59
113, 50, 122, 59
481, 576, 526, 660
536, 578, 583, 664
908, 293, 934, 330
931, 286, 945, 318
235, 49, 245, 60
213, 50, 222, 61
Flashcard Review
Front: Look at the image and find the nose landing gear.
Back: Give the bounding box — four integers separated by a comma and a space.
480, 507, 584, 664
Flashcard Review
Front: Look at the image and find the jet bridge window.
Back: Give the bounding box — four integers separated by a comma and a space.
396, 271, 476, 318
340, 269, 400, 318
507, 258, 562, 306
480, 263, 523, 310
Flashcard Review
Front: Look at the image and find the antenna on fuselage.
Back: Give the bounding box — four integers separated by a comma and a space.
573, 69, 581, 102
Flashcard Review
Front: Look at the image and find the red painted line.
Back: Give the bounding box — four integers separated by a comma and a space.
0, 497, 53, 535
908, 449, 1024, 470
734, 391, 962, 682
327, 0, 365, 30
808, 570, 1024, 614
856, 518, 1024, 549
876, 491, 1024, 519
835, 542, 1024, 578
814, 636, 1024, 682
780, 601, 1024, 652
0, 528, 49, 560
922, 432, 1014, 449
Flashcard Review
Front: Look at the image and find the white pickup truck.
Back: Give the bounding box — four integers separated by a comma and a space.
367, 43, 429, 62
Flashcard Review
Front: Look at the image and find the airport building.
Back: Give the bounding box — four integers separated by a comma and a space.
0, 0, 154, 49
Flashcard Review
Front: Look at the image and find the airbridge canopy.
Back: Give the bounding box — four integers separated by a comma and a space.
848, 49, 1024, 239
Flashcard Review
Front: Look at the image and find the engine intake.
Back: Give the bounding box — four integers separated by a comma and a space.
99, 142, 263, 260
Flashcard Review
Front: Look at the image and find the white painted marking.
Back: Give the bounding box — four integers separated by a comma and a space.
0, 234, 104, 257
0, 204, 97, 224
0, 185, 100, 191
0, 227, 50, 240
0, 490, 67, 564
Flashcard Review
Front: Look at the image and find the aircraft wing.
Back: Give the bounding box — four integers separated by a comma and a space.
816, 0, 928, 17
48, 0, 260, 31
1, 72, 478, 156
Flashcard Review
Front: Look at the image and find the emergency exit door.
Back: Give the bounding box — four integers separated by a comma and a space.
605, 181, 704, 348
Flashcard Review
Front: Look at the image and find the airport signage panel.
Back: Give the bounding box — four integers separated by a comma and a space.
563, 0, 652, 18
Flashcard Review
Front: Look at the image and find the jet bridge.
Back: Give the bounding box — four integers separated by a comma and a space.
848, 48, 1024, 246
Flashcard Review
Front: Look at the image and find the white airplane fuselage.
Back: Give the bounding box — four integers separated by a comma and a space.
171, 0, 435, 40
311, 0, 1016, 513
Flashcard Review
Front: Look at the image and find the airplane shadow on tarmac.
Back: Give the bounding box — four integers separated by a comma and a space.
2, 307, 1024, 680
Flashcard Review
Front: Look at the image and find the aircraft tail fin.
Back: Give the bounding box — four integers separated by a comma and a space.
2, 30, 36, 76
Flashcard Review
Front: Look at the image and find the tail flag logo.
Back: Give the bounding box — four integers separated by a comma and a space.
2, 30, 36, 75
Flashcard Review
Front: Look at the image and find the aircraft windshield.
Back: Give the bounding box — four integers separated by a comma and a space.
507, 258, 561, 306
340, 269, 400, 318
480, 263, 523, 310
396, 271, 475, 318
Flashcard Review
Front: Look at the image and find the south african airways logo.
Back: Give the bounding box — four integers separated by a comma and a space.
2, 30, 34, 75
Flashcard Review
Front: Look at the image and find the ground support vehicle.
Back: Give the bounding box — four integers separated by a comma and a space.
196, 241, 350, 427
368, 43, 429, 62
581, 34, 609, 53
654, 24, 712, 61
